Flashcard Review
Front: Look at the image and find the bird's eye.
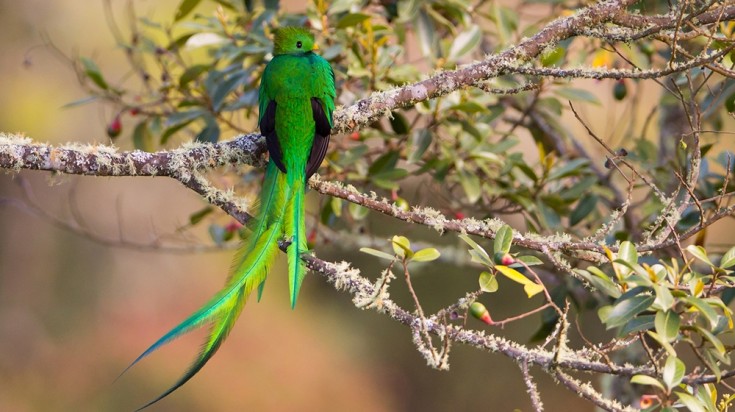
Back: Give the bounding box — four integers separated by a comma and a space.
296, 41, 302, 49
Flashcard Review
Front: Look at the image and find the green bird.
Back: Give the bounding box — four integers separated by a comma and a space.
127, 26, 335, 409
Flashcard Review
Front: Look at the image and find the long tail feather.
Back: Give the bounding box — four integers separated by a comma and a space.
127, 161, 290, 409
134, 288, 246, 411
284, 174, 307, 308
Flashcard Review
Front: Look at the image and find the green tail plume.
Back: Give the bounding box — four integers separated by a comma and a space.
284, 172, 307, 308
127, 161, 289, 410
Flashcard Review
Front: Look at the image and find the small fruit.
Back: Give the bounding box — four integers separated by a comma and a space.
106, 115, 122, 138
469, 302, 493, 325
639, 394, 658, 409
307, 228, 318, 248
225, 221, 243, 233
394, 197, 409, 212
494, 252, 515, 266
613, 80, 627, 101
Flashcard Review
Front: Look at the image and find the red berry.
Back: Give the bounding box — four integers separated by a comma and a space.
469, 302, 493, 325
225, 221, 243, 233
639, 394, 658, 409
106, 116, 122, 138
494, 252, 515, 266
307, 228, 317, 244
501, 254, 515, 266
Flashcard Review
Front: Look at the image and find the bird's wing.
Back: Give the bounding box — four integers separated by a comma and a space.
260, 100, 286, 174
306, 97, 331, 179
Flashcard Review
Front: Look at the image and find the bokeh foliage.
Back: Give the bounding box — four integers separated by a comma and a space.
66, 0, 735, 410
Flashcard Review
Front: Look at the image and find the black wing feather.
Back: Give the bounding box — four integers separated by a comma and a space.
306, 97, 332, 179
259, 100, 286, 174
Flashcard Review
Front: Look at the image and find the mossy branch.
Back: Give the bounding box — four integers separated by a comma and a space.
2, 1, 735, 410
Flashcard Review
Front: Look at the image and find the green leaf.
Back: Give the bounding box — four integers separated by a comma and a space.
133, 120, 154, 152
683, 296, 719, 328
598, 305, 612, 324
618, 314, 655, 337
555, 87, 601, 105
655, 310, 681, 342
618, 241, 638, 265
577, 267, 621, 298
408, 129, 432, 163
515, 256, 543, 266
479, 271, 498, 293
368, 150, 400, 176
495, 265, 543, 298
160, 122, 191, 145
540, 46, 564, 67
569, 194, 597, 226
331, 197, 343, 218
80, 57, 109, 90
459, 234, 492, 266
721, 246, 735, 268
336, 13, 371, 28
675, 392, 706, 412
631, 375, 665, 391
412, 248, 440, 262
663, 356, 685, 390
605, 295, 654, 329
180, 64, 210, 88
389, 111, 409, 135
702, 348, 723, 382
653, 284, 675, 310
348, 203, 369, 221
360, 247, 396, 261
703, 297, 734, 330
546, 158, 589, 180
451, 102, 487, 114
168, 32, 196, 51
559, 176, 597, 201
448, 25, 481, 61
165, 109, 206, 128
175, 0, 202, 21
415, 9, 437, 57
493, 225, 513, 255
695, 325, 726, 356
392, 235, 412, 258
189, 206, 213, 225
646, 330, 677, 356
195, 120, 220, 143
458, 169, 481, 203
211, 72, 246, 111
492, 4, 517, 45
695, 384, 718, 412
686, 245, 714, 266
614, 261, 652, 286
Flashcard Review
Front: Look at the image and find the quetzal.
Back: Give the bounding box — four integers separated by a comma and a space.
127, 27, 335, 409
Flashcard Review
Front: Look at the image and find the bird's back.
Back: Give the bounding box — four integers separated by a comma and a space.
262, 54, 327, 171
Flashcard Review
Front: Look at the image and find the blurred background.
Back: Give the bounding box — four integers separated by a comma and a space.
2, 1, 731, 411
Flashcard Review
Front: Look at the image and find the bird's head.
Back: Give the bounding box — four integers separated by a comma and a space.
272, 27, 318, 56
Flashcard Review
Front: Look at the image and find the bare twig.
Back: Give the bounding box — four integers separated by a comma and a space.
521, 360, 544, 412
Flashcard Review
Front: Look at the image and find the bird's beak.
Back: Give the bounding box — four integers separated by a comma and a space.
312, 43, 320, 51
